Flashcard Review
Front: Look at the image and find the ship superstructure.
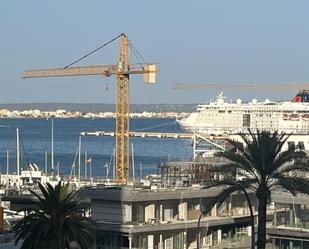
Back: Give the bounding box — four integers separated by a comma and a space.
177, 90, 309, 135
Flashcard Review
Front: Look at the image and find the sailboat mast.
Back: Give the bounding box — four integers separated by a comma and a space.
131, 143, 135, 182
16, 128, 20, 190
90, 159, 92, 180
45, 150, 48, 182
16, 128, 20, 177
6, 150, 9, 188
84, 151, 87, 179
51, 118, 54, 171
78, 136, 81, 181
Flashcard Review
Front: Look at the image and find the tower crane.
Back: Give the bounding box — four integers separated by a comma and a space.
173, 82, 309, 91
22, 33, 158, 183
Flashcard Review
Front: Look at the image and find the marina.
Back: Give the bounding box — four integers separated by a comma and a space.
0, 118, 192, 179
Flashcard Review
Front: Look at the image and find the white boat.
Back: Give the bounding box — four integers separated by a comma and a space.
177, 90, 309, 135
177, 90, 309, 151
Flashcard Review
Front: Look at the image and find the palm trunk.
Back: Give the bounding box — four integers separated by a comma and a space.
257, 197, 267, 249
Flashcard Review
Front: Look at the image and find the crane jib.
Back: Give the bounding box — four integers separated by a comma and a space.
22, 64, 158, 79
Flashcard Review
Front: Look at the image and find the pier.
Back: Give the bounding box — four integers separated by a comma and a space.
80, 131, 228, 159
80, 131, 195, 139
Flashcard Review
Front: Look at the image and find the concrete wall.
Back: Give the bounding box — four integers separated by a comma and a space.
92, 200, 125, 223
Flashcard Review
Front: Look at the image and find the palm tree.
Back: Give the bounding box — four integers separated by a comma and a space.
204, 130, 309, 249
12, 181, 95, 249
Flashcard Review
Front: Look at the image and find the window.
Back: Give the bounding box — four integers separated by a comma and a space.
173, 233, 184, 249
288, 142, 295, 150
242, 114, 251, 127
298, 141, 305, 150
212, 230, 218, 245
139, 236, 148, 249
165, 237, 173, 249
132, 203, 145, 223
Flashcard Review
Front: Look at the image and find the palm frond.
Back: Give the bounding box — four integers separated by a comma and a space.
271, 149, 306, 174
223, 137, 256, 168
216, 151, 259, 180
272, 174, 309, 195
13, 181, 95, 249
274, 161, 309, 176
202, 178, 257, 214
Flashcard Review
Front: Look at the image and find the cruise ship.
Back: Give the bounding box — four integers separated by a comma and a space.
177, 90, 309, 136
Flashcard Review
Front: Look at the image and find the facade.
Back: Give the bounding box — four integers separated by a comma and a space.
83, 184, 257, 249
268, 192, 309, 249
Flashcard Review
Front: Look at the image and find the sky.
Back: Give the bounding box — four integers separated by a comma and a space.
0, 0, 308, 104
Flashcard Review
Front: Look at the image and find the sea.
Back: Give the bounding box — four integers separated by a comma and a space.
0, 118, 192, 178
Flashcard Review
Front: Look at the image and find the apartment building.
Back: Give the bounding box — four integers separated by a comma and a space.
82, 184, 257, 249
268, 192, 309, 249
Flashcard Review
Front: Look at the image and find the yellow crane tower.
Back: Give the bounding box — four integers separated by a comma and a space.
22, 33, 158, 183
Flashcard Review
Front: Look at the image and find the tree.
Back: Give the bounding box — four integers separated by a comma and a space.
204, 130, 309, 249
12, 181, 95, 249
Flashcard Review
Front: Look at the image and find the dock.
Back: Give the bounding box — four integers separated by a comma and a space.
80, 131, 195, 139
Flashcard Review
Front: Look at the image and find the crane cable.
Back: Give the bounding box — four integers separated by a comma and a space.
129, 40, 147, 64
128, 39, 147, 70
133, 121, 178, 132
64, 33, 122, 69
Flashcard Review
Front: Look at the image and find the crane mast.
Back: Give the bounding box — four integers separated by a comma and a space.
116, 34, 130, 182
22, 33, 158, 183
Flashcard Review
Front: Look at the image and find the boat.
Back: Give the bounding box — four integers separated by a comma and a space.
177, 90, 309, 135
0, 119, 62, 191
